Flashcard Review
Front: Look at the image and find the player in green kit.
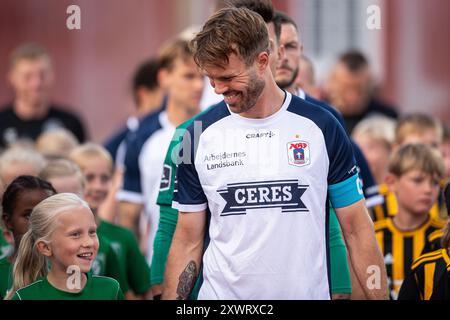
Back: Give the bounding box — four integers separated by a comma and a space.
6, 193, 123, 300
1, 175, 56, 299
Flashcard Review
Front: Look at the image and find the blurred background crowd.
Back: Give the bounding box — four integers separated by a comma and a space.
0, 0, 450, 300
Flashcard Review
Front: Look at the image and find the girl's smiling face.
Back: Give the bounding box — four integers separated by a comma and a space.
47, 206, 99, 275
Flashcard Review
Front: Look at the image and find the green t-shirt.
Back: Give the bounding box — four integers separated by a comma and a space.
0, 228, 13, 260
0, 236, 131, 299
92, 234, 129, 294
0, 257, 13, 299
97, 220, 151, 295
152, 108, 352, 297
12, 273, 123, 300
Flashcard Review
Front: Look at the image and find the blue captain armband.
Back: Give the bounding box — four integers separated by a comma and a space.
328, 174, 364, 209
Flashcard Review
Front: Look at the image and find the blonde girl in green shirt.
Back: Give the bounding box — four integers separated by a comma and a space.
6, 193, 123, 300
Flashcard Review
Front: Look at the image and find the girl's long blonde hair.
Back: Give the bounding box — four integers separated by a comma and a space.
6, 193, 90, 299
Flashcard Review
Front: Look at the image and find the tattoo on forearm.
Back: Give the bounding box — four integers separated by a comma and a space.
176, 261, 198, 300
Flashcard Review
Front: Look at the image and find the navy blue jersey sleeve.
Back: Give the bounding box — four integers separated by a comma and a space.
324, 114, 358, 185
325, 117, 364, 208
288, 96, 357, 184
304, 94, 378, 207
117, 111, 163, 204
104, 127, 129, 165
327, 126, 364, 209
351, 141, 382, 207
287, 96, 363, 208
305, 94, 346, 129
172, 127, 208, 212
117, 134, 144, 204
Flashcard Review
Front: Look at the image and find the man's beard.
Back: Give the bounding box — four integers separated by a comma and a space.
230, 70, 265, 114
276, 66, 299, 90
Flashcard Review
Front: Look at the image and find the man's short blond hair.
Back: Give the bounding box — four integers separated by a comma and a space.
9, 43, 51, 69
191, 7, 270, 69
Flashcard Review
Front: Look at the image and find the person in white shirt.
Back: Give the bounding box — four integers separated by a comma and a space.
163, 7, 388, 300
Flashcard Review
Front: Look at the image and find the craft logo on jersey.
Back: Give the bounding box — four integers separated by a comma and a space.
287, 140, 310, 167
217, 180, 309, 216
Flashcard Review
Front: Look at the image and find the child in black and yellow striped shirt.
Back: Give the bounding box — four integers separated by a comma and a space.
371, 113, 446, 223
375, 144, 446, 299
398, 182, 450, 300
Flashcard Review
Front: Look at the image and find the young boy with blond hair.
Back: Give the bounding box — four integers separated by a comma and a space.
375, 144, 446, 299
373, 113, 445, 222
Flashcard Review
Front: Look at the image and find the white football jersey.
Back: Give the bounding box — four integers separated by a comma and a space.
118, 110, 175, 263
173, 92, 363, 299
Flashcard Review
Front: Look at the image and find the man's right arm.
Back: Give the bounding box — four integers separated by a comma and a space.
162, 210, 206, 300
335, 199, 388, 300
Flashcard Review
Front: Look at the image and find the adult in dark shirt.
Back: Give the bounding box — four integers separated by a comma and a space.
324, 50, 398, 135
0, 43, 87, 150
